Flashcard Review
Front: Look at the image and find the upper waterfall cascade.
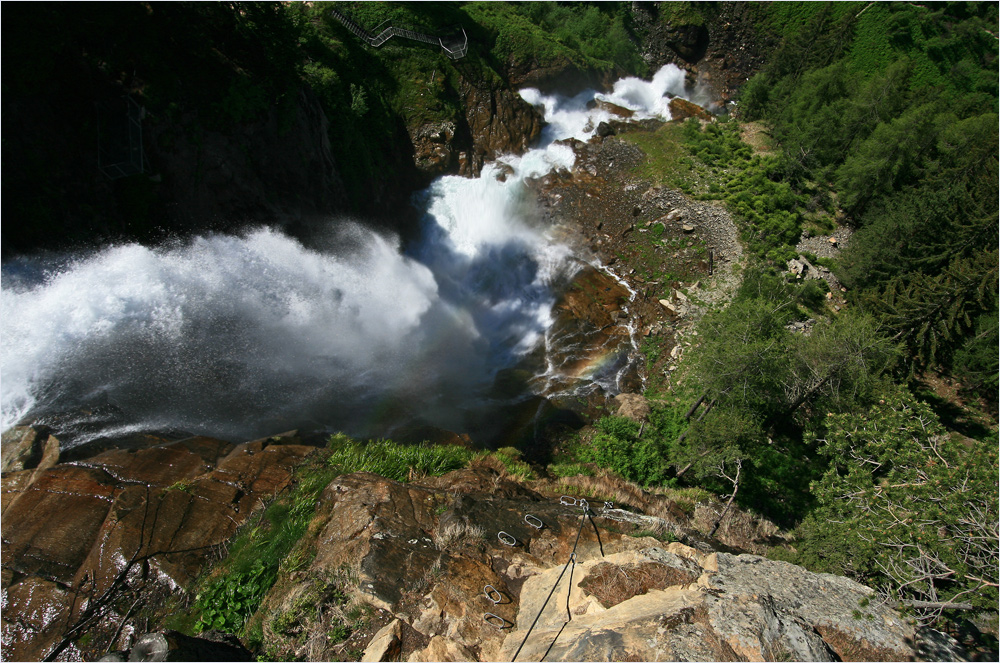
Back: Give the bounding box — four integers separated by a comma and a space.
1, 65, 693, 445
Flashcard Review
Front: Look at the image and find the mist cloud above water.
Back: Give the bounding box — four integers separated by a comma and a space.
1, 65, 697, 444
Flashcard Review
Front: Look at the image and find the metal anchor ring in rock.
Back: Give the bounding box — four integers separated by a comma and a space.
3, 437, 967, 662
268, 469, 958, 662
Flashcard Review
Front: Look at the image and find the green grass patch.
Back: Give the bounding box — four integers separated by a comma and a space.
474, 446, 536, 480
619, 122, 690, 187
327, 437, 476, 481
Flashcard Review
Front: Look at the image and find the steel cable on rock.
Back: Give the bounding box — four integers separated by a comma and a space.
511, 502, 604, 662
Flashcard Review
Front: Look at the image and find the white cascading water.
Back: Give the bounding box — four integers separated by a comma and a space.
0, 65, 692, 445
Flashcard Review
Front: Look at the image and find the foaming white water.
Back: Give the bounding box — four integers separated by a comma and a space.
519, 63, 690, 144
1, 65, 695, 442
1, 228, 462, 438
602, 65, 688, 118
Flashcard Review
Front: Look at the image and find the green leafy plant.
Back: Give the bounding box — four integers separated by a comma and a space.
792, 387, 999, 621
579, 407, 687, 488
193, 560, 275, 634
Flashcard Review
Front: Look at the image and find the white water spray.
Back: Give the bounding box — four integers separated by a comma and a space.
1, 65, 696, 443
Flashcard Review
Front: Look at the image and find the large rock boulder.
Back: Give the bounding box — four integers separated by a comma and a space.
0, 426, 60, 474
501, 544, 935, 662
613, 393, 651, 422
409, 121, 458, 176
543, 266, 633, 395
669, 97, 714, 122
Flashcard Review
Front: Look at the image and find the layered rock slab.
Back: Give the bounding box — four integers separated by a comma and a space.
500, 544, 919, 662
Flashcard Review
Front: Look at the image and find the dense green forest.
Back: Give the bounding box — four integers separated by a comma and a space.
566, 0, 999, 633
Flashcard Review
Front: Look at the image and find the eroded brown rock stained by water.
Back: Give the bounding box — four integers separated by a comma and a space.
0, 429, 317, 661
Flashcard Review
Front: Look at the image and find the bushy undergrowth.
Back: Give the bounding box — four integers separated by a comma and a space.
678, 119, 817, 264
580, 409, 686, 488
739, 0, 998, 400
464, 1, 645, 76
189, 460, 338, 635
474, 446, 536, 480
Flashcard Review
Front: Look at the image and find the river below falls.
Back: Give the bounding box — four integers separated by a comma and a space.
0, 65, 693, 449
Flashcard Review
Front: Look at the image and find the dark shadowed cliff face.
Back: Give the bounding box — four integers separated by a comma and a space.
1, 2, 764, 257
1, 3, 353, 255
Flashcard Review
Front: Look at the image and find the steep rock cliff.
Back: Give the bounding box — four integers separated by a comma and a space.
1, 426, 970, 662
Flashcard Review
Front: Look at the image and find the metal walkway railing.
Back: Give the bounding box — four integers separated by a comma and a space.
330, 8, 468, 59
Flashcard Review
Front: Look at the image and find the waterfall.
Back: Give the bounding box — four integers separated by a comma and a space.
1, 65, 694, 445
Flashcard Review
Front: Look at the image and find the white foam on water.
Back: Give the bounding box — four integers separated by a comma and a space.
0, 65, 694, 441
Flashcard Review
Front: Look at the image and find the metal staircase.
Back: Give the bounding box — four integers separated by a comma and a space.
330, 8, 468, 60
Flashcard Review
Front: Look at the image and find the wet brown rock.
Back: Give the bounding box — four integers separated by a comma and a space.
534, 266, 634, 395
214, 438, 314, 497
1, 436, 315, 661
459, 79, 542, 176
2, 465, 118, 583
1, 470, 35, 517
669, 97, 714, 122
74, 440, 221, 487
598, 99, 634, 118
409, 121, 457, 176
0, 576, 76, 662
554, 266, 629, 330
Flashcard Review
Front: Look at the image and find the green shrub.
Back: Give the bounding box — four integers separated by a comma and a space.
792, 387, 999, 618
477, 446, 535, 480
580, 407, 687, 488
194, 560, 275, 634
677, 120, 810, 265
